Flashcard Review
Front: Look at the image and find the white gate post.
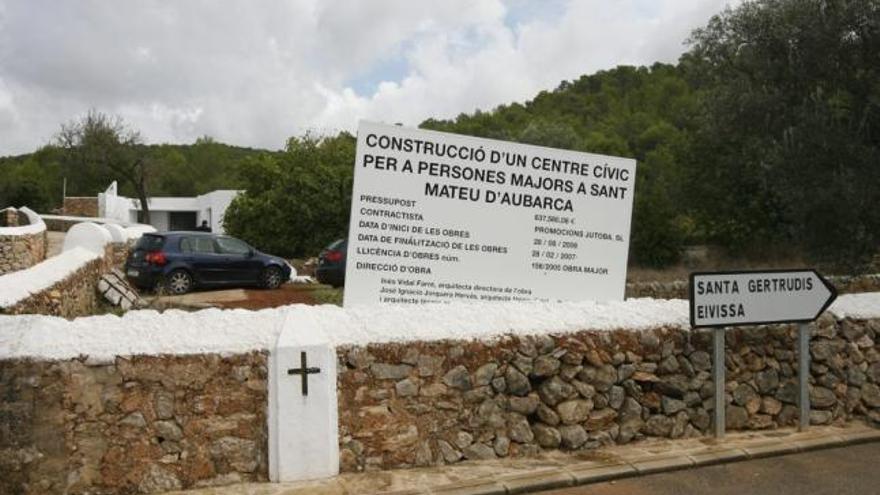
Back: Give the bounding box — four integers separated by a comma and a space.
269, 312, 339, 482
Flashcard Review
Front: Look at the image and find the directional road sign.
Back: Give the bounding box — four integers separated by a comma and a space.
689, 269, 837, 328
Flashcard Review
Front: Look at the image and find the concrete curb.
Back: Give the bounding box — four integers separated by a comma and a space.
403, 427, 880, 495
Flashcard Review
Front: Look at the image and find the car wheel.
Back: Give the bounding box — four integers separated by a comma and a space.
262, 266, 283, 289
165, 269, 193, 295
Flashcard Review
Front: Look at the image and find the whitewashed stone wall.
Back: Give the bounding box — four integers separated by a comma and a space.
0, 207, 47, 275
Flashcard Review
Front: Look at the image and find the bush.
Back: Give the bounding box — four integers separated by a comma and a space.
223, 133, 355, 258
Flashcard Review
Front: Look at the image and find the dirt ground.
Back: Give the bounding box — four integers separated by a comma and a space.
46, 231, 65, 257
144, 283, 343, 311
213, 284, 324, 309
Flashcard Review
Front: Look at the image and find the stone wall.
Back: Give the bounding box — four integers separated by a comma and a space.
2, 256, 107, 318
0, 352, 269, 495
336, 314, 880, 472
111, 241, 134, 269
1, 245, 116, 318
0, 230, 47, 275
1, 207, 18, 226
3, 311, 879, 493
63, 197, 99, 217
0, 207, 48, 275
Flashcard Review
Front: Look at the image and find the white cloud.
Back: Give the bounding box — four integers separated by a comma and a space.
0, 0, 736, 156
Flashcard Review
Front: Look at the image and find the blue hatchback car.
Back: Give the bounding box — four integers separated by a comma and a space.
125, 231, 291, 294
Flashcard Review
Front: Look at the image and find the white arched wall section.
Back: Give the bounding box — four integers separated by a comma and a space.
62, 222, 113, 255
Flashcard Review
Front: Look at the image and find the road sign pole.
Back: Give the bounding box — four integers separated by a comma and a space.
798, 323, 810, 431
713, 327, 726, 439
689, 269, 836, 436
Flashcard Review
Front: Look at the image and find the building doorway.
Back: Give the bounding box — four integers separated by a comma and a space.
169, 211, 198, 231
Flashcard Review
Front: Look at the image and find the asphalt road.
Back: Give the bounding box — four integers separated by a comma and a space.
542, 442, 880, 495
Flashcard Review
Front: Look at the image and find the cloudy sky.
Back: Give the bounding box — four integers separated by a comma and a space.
0, 0, 736, 156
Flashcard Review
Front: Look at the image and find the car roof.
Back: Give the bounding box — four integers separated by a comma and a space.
160, 231, 219, 237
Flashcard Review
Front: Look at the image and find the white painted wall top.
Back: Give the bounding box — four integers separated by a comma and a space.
0, 247, 101, 307
62, 222, 112, 255
2, 292, 879, 363
0, 206, 47, 236
102, 223, 127, 243
39, 215, 156, 241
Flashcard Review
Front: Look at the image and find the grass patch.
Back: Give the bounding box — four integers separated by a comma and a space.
310, 285, 343, 306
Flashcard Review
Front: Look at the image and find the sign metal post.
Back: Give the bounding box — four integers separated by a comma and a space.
713, 327, 726, 438
798, 323, 810, 431
689, 269, 836, 440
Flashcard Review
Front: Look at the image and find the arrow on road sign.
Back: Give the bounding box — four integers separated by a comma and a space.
689, 269, 837, 328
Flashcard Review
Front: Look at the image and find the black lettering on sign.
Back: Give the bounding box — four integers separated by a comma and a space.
696, 280, 740, 295
424, 182, 482, 202
696, 304, 745, 319
747, 276, 813, 293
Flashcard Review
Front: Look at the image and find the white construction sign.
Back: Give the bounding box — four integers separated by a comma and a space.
689, 269, 837, 328
344, 121, 637, 306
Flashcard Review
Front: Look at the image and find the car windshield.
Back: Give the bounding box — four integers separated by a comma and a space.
327, 238, 346, 250
135, 234, 165, 251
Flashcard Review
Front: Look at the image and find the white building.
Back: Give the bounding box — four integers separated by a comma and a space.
98, 182, 240, 234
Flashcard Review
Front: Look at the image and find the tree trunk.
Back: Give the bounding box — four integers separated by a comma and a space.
137, 188, 150, 224
132, 161, 150, 224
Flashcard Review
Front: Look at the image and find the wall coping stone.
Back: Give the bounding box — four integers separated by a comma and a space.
0, 206, 46, 236
0, 247, 99, 308
1, 292, 879, 364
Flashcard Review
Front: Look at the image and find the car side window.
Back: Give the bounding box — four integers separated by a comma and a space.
216, 237, 251, 256
181, 236, 217, 254
194, 237, 217, 254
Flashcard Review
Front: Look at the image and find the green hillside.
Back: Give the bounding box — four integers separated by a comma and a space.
421, 63, 701, 267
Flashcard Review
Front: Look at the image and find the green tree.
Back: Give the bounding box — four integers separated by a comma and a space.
56, 110, 153, 222
685, 0, 880, 270
224, 132, 355, 258
517, 119, 583, 150
0, 156, 54, 211
421, 63, 701, 267
150, 149, 194, 196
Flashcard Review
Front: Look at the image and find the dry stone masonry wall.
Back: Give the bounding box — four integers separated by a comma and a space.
2, 308, 879, 494
0, 207, 47, 275
62, 197, 99, 217
0, 353, 269, 495
3, 257, 107, 317
0, 231, 47, 275
336, 314, 880, 472
0, 246, 114, 318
